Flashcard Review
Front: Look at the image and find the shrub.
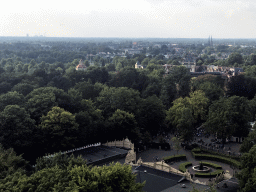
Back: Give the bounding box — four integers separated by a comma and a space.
162, 154, 186, 163
191, 148, 201, 153
192, 152, 241, 169
195, 169, 224, 178
192, 147, 240, 161
201, 162, 222, 169
179, 162, 192, 172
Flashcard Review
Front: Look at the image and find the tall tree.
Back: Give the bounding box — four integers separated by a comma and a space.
39, 106, 79, 153
0, 144, 31, 180
108, 109, 140, 144
25, 87, 72, 123
137, 95, 166, 136
96, 87, 142, 118
238, 145, 256, 192
75, 99, 105, 145
0, 105, 36, 153
0, 91, 25, 111
169, 65, 191, 98
0, 162, 145, 192
205, 96, 251, 144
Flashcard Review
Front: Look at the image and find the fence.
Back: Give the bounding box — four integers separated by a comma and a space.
137, 160, 184, 177
43, 137, 134, 159
44, 142, 101, 158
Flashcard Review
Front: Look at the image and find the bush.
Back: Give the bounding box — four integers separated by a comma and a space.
179, 162, 192, 172
191, 148, 201, 153
192, 147, 240, 161
195, 169, 224, 178
162, 155, 186, 163
192, 151, 241, 169
200, 162, 222, 169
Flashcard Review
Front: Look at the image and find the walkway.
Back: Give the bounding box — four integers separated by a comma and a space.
135, 133, 240, 184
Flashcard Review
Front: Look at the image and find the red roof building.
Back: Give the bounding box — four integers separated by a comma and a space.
76, 59, 87, 71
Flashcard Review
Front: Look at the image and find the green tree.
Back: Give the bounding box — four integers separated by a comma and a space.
74, 81, 107, 101
0, 162, 145, 192
160, 74, 177, 109
15, 63, 23, 72
166, 90, 209, 134
23, 64, 29, 72
66, 162, 145, 192
39, 106, 79, 153
205, 96, 251, 145
176, 107, 195, 142
116, 62, 123, 71
0, 105, 36, 151
34, 152, 87, 172
25, 87, 72, 123
197, 81, 224, 102
238, 145, 256, 192
226, 75, 256, 99
170, 66, 191, 98
75, 99, 105, 145
137, 95, 166, 136
171, 137, 182, 154
188, 90, 209, 124
96, 87, 142, 118
108, 109, 140, 143
11, 83, 35, 96
0, 144, 30, 180
0, 91, 25, 111
240, 128, 256, 153
227, 52, 243, 66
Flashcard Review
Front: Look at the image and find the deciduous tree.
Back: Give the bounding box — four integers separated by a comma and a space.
39, 106, 79, 153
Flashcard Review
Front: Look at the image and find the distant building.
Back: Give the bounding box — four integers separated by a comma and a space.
135, 61, 145, 69
207, 35, 213, 46
162, 64, 173, 73
76, 59, 87, 71
125, 49, 141, 55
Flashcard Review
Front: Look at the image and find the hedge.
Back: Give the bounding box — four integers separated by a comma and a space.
191, 151, 241, 169
195, 169, 224, 178
200, 162, 222, 169
191, 147, 240, 161
162, 154, 186, 163
179, 162, 192, 173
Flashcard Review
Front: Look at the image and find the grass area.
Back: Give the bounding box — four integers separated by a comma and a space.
162, 154, 186, 163
179, 162, 192, 172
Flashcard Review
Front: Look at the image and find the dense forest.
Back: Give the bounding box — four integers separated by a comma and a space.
1, 39, 256, 191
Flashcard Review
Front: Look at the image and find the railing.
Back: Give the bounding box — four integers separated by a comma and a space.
139, 162, 184, 176
102, 138, 134, 149
44, 142, 101, 158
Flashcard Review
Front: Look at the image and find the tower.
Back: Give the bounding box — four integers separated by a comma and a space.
211, 36, 213, 46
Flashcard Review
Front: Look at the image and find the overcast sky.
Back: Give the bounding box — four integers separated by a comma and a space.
1, 0, 256, 38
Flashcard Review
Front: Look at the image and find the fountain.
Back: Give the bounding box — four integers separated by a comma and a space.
192, 162, 211, 173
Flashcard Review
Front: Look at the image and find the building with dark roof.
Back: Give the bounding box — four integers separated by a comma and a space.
133, 165, 209, 192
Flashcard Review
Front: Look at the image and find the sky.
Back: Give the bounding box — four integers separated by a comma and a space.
1, 0, 256, 38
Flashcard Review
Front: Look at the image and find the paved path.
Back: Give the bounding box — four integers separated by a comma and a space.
136, 133, 240, 184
